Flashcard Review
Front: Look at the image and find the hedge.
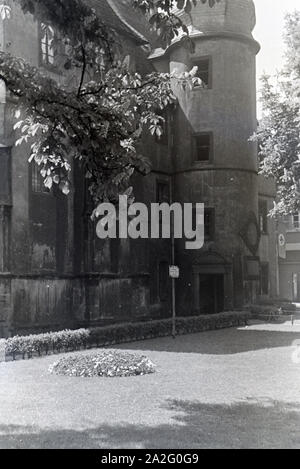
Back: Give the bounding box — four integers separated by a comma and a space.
88, 311, 250, 346
1, 311, 250, 361
5, 329, 90, 360
248, 303, 297, 317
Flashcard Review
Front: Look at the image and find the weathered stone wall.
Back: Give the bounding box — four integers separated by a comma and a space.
0, 0, 279, 336
0, 3, 174, 337
258, 175, 278, 299
149, 0, 269, 312
170, 37, 259, 309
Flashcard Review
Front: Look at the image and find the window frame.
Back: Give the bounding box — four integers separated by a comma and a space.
155, 110, 169, 147
192, 132, 214, 164
0, 147, 12, 205
260, 262, 270, 296
30, 163, 51, 195
192, 56, 212, 89
244, 256, 260, 281
259, 199, 268, 235
38, 22, 63, 73
158, 260, 169, 302
156, 180, 170, 204
39, 23, 56, 66
204, 207, 215, 241
293, 212, 300, 230
192, 206, 215, 242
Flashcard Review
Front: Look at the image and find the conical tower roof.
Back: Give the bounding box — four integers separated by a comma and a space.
176, 0, 256, 39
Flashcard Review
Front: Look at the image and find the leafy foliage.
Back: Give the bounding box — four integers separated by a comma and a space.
257, 12, 300, 217
132, 0, 221, 50
0, 0, 218, 204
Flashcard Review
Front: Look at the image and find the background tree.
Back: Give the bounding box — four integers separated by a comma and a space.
0, 0, 218, 206
257, 11, 300, 217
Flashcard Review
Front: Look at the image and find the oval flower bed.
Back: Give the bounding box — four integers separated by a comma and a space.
49, 350, 156, 378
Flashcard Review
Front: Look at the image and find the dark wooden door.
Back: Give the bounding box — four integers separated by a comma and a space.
199, 274, 224, 314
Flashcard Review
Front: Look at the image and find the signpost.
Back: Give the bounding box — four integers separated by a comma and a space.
278, 233, 286, 259
170, 265, 179, 339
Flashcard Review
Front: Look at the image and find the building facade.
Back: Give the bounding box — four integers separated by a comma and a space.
0, 0, 279, 337
278, 214, 300, 302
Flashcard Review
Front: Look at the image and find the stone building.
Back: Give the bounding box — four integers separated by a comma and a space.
0, 0, 278, 337
278, 215, 300, 302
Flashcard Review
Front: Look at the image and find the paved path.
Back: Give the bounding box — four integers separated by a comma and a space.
0, 321, 300, 449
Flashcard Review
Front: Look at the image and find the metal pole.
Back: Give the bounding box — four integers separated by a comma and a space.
172, 276, 176, 338
170, 180, 176, 339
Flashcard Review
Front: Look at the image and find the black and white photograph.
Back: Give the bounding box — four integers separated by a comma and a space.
0, 0, 299, 452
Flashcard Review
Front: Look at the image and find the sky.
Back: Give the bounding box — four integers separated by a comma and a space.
254, 0, 300, 114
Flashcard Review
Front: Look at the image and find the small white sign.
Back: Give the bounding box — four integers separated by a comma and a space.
278, 233, 286, 259
169, 265, 180, 279
278, 234, 285, 247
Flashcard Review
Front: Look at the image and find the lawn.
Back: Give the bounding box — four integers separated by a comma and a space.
0, 320, 300, 449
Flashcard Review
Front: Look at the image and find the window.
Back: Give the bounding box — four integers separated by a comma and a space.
193, 133, 212, 163
156, 181, 170, 228
260, 263, 269, 295
293, 212, 300, 229
155, 111, 169, 146
40, 23, 55, 66
193, 58, 211, 88
0, 147, 11, 204
192, 207, 215, 241
0, 205, 11, 271
110, 237, 120, 273
156, 181, 170, 204
204, 208, 215, 241
244, 256, 260, 280
259, 199, 268, 234
159, 261, 169, 302
31, 164, 49, 194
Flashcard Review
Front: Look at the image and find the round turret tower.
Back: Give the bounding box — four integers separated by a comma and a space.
150, 0, 261, 312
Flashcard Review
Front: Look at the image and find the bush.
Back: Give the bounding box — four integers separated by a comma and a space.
49, 351, 156, 378
279, 303, 297, 313
88, 311, 250, 346
5, 329, 90, 358
248, 302, 296, 317
2, 311, 250, 361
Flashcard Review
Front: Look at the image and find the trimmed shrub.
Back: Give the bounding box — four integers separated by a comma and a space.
5, 329, 90, 359
248, 302, 296, 317
87, 311, 250, 346
257, 297, 295, 308
2, 311, 250, 361
279, 303, 297, 313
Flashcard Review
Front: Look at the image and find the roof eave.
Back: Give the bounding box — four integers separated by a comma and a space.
107, 0, 149, 45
